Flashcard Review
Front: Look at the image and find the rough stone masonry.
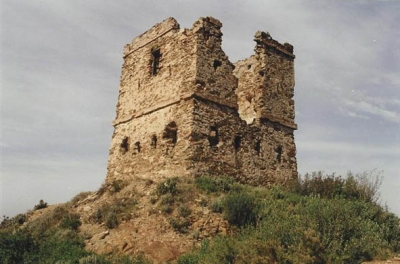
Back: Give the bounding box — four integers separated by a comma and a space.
106, 17, 298, 186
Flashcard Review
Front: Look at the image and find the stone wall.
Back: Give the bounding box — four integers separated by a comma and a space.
106, 16, 298, 186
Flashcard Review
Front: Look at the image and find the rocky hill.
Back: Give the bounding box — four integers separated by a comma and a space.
1, 172, 400, 263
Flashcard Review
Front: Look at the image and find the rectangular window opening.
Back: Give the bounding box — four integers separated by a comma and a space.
151, 49, 161, 75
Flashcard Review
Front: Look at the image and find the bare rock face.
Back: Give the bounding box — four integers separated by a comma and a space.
106, 16, 298, 186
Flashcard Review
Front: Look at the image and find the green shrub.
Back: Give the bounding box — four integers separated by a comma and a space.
160, 205, 174, 214
177, 253, 199, 264
179, 179, 399, 264
79, 254, 108, 263
36, 229, 89, 263
160, 193, 175, 205
223, 191, 258, 227
0, 214, 26, 229
178, 205, 192, 218
91, 198, 137, 228
195, 176, 235, 193
0, 230, 38, 263
295, 170, 383, 203
210, 199, 223, 213
156, 177, 179, 195
105, 212, 119, 229
34, 199, 48, 210
71, 191, 92, 205
169, 217, 190, 233
60, 213, 82, 231
110, 179, 126, 194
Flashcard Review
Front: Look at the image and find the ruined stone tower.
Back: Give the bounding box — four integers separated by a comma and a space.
106, 17, 297, 186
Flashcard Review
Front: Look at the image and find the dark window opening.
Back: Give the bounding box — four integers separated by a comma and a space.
135, 141, 141, 153
120, 137, 129, 153
151, 135, 157, 149
163, 122, 177, 145
234, 136, 241, 151
275, 146, 283, 163
255, 140, 261, 155
213, 60, 222, 70
259, 71, 265, 77
203, 31, 210, 41
151, 49, 161, 75
208, 126, 219, 147
247, 64, 252, 70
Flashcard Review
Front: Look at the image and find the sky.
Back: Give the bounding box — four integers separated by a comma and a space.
2, 0, 399, 217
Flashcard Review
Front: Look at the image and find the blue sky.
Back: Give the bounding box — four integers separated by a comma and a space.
2, 0, 400, 217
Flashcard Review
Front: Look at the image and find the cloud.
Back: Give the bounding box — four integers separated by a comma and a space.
2, 0, 400, 217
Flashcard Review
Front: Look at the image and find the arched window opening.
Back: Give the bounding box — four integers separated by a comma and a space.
208, 126, 219, 147
151, 135, 157, 149
275, 145, 283, 163
120, 137, 129, 153
135, 141, 141, 153
234, 135, 241, 152
163, 122, 178, 145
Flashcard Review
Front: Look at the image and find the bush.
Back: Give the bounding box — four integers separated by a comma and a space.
223, 191, 258, 227
110, 179, 126, 194
160, 193, 175, 205
195, 176, 235, 193
179, 179, 400, 264
34, 199, 48, 210
156, 177, 179, 195
295, 170, 383, 203
210, 199, 223, 213
0, 230, 38, 263
79, 254, 108, 264
1, 214, 26, 229
91, 198, 137, 229
71, 191, 92, 205
169, 217, 190, 233
105, 212, 119, 229
178, 205, 192, 218
60, 213, 82, 231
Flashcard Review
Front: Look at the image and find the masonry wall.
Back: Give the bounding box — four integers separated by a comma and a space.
107, 101, 194, 183
115, 18, 197, 123
107, 18, 199, 183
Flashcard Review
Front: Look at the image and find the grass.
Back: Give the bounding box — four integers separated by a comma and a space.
178, 171, 400, 264
1, 171, 399, 263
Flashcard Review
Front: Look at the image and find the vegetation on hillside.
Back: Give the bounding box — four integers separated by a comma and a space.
1, 171, 399, 263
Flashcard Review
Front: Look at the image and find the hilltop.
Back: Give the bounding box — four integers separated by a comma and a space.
1, 171, 400, 263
